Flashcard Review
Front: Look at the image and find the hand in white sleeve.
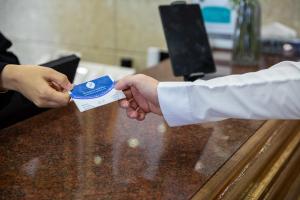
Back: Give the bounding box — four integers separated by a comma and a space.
116, 61, 300, 127
115, 74, 162, 121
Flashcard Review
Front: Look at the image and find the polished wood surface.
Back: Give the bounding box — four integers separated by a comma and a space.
0, 51, 299, 200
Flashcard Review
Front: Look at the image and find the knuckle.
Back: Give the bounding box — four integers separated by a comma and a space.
59, 74, 68, 82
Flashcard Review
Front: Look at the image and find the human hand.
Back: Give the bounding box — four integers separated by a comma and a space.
0, 64, 73, 108
115, 74, 162, 121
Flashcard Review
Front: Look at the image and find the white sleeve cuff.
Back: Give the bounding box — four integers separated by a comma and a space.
158, 82, 196, 127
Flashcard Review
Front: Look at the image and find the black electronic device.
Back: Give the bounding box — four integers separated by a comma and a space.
0, 55, 80, 129
43, 54, 79, 83
159, 2, 216, 81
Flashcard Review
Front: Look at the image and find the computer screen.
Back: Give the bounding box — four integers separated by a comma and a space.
159, 4, 216, 77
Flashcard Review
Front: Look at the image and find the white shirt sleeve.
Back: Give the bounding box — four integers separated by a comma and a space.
157, 61, 300, 127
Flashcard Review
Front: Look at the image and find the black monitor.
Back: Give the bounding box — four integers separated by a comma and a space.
43, 54, 79, 83
159, 3, 216, 81
0, 55, 80, 129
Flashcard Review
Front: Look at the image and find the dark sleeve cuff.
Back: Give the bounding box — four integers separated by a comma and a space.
0, 91, 13, 110
0, 62, 13, 109
0, 62, 8, 73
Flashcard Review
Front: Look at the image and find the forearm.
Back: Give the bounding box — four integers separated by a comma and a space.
158, 61, 300, 127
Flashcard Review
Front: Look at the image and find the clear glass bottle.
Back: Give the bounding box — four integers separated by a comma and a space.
232, 0, 261, 67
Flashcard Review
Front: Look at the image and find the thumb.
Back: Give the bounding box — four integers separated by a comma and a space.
44, 68, 73, 91
115, 75, 137, 91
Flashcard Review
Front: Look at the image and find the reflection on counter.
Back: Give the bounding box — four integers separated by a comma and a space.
0, 102, 264, 199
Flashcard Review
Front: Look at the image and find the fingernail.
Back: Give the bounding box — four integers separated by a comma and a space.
122, 101, 129, 108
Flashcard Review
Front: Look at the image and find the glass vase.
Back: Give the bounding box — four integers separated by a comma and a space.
232, 0, 261, 67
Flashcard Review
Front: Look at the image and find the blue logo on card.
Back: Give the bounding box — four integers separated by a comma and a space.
86, 81, 96, 89
70, 75, 114, 99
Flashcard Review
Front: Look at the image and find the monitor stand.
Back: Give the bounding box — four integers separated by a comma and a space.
184, 72, 205, 81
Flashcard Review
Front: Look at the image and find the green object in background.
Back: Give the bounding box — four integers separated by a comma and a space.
202, 7, 231, 24
232, 0, 261, 66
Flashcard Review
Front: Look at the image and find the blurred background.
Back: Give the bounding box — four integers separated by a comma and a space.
0, 0, 299, 71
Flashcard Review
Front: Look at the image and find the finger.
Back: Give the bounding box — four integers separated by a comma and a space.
123, 89, 133, 99
53, 82, 73, 92
137, 109, 146, 121
43, 101, 63, 108
119, 99, 130, 108
46, 98, 73, 108
34, 100, 62, 108
44, 68, 72, 91
115, 75, 140, 91
49, 81, 64, 92
129, 99, 138, 110
44, 87, 71, 106
126, 107, 138, 119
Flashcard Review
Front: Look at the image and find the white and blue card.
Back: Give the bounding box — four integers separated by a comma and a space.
70, 75, 125, 112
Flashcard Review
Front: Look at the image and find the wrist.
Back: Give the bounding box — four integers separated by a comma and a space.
0, 64, 20, 91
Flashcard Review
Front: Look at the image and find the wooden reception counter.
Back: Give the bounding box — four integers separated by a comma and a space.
0, 56, 299, 199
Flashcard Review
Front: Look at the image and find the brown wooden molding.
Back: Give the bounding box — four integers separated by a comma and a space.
263, 136, 300, 200
192, 120, 300, 200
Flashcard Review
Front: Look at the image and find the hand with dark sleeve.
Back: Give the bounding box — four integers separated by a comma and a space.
1, 64, 73, 108
0, 32, 73, 109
